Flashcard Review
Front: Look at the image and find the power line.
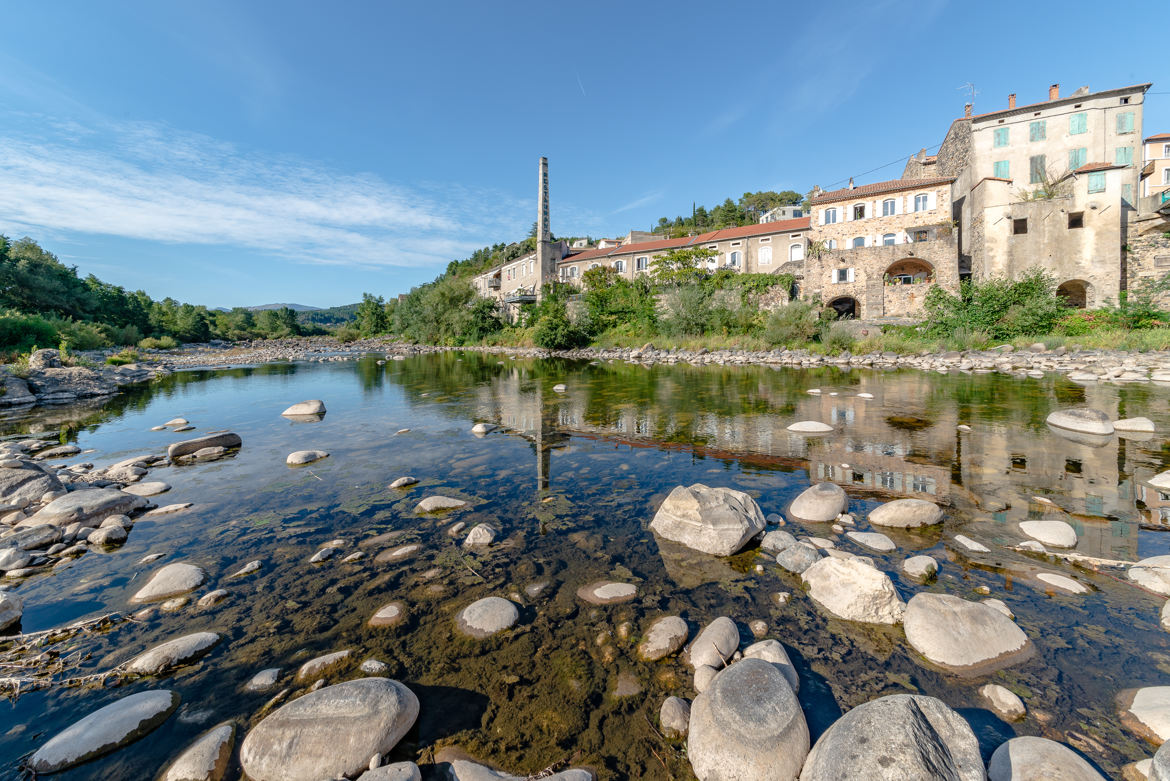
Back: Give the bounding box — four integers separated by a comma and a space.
823, 142, 944, 190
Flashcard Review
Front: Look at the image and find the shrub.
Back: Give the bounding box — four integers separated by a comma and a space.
334, 325, 361, 343
0, 313, 59, 353
47, 318, 109, 351
106, 349, 140, 366
533, 300, 586, 350
138, 335, 179, 351
922, 269, 1066, 341
763, 300, 821, 347
659, 285, 711, 336
100, 323, 143, 346
819, 322, 856, 354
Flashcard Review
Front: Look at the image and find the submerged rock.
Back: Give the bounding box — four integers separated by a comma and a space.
788, 483, 847, 522
22, 488, 146, 528
576, 581, 638, 605
456, 597, 519, 638
286, 450, 329, 466
125, 631, 221, 675
902, 555, 939, 580
799, 694, 983, 780
776, 543, 821, 574
28, 689, 180, 773
987, 736, 1105, 781
0, 591, 23, 632
688, 658, 809, 781
445, 759, 591, 780
245, 668, 281, 692
160, 721, 235, 781
168, 433, 242, 460
462, 523, 497, 547
1019, 520, 1077, 548
369, 602, 407, 628
980, 684, 1026, 721
281, 400, 326, 417
660, 696, 691, 738
1120, 686, 1170, 744
1046, 408, 1114, 436
131, 563, 207, 603
389, 476, 418, 489
638, 616, 689, 661
296, 649, 353, 682
846, 530, 895, 552
801, 557, 905, 624
649, 483, 766, 556
415, 495, 467, 513
240, 678, 418, 781
904, 593, 1031, 674
868, 498, 942, 528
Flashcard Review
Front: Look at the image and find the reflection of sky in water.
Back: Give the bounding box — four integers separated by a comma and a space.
3, 354, 1170, 778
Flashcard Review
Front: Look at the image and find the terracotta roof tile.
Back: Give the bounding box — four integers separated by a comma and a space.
1147, 133, 1170, 142
811, 177, 954, 205
962, 83, 1151, 123
557, 219, 811, 265
1073, 162, 1127, 174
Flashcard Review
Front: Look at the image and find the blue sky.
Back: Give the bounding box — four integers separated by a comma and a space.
0, 0, 1165, 308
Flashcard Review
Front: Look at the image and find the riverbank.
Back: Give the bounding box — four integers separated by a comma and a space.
0, 349, 168, 409
138, 336, 1170, 385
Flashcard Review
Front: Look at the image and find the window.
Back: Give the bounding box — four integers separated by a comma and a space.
1117, 111, 1135, 134
882, 199, 896, 216
1123, 183, 1134, 206
993, 127, 1009, 147
787, 243, 803, 261
614, 260, 625, 272
913, 193, 929, 211
851, 236, 866, 248
569, 266, 578, 278
882, 233, 896, 246
730, 241, 742, 247
993, 160, 1010, 179
1068, 212, 1084, 229
1116, 146, 1133, 166
759, 236, 771, 243
1030, 155, 1046, 184
1164, 169, 1170, 185
1013, 218, 1028, 235
759, 246, 773, 265
1070, 112, 1087, 135
824, 208, 838, 224
1068, 147, 1086, 171
1029, 120, 1046, 141
1088, 172, 1106, 193
728, 251, 741, 267
834, 268, 854, 283
826, 239, 837, 249
853, 204, 866, 220
792, 209, 802, 218
635, 256, 649, 271
1164, 144, 1170, 159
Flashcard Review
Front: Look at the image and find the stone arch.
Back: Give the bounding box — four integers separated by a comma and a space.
828, 296, 858, 319
1056, 279, 1090, 308
885, 258, 934, 285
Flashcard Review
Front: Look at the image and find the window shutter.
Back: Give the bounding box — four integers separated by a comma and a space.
844, 206, 852, 222
871, 201, 878, 218
847, 268, 855, 283
818, 209, 826, 225
895, 197, 902, 215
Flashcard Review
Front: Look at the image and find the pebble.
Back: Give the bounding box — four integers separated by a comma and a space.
576, 581, 638, 605
455, 597, 519, 638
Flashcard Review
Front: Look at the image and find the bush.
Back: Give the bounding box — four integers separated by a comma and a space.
533, 300, 586, 350
100, 323, 143, 346
659, 285, 711, 336
47, 318, 110, 350
820, 322, 856, 354
106, 349, 140, 366
0, 313, 58, 353
138, 335, 179, 351
763, 300, 822, 347
922, 269, 1066, 341
334, 325, 361, 343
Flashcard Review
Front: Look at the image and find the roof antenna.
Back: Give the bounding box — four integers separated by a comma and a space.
957, 82, 978, 107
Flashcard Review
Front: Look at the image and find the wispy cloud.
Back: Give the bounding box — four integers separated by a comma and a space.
612, 190, 664, 214
0, 115, 527, 269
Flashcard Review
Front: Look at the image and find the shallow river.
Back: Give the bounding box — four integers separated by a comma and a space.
4, 352, 1170, 778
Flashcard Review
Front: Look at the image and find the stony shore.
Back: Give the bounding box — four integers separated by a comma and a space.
0, 349, 167, 409
124, 336, 1170, 385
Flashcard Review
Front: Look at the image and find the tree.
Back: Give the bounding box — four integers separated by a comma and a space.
356, 293, 389, 335
653, 247, 718, 287
739, 190, 803, 219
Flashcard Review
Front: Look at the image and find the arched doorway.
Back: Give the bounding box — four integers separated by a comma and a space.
1057, 280, 1089, 308
828, 296, 858, 319
885, 258, 934, 285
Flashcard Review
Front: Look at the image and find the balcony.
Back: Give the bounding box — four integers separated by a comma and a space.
487, 277, 501, 290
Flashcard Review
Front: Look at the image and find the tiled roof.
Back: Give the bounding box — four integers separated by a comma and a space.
1073, 162, 1127, 174
557, 218, 811, 265
963, 83, 1151, 123
811, 177, 955, 205
1147, 133, 1170, 142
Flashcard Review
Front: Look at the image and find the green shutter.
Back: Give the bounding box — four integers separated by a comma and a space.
994, 128, 1009, 148
1117, 111, 1135, 134
1123, 184, 1134, 205
1115, 146, 1133, 165
1029, 120, 1046, 141
1030, 155, 1046, 184
1088, 172, 1105, 193
993, 160, 1010, 179
1068, 147, 1086, 171
1070, 112, 1087, 135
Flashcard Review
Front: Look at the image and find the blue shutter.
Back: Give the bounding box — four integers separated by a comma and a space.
994, 128, 1009, 147
1115, 146, 1133, 165
993, 160, 1010, 179
1117, 112, 1135, 134
1088, 172, 1105, 193
1070, 113, 1087, 135
1068, 148, 1086, 171
1029, 121, 1046, 141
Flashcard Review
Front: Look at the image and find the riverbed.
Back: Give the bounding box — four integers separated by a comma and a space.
3, 352, 1170, 778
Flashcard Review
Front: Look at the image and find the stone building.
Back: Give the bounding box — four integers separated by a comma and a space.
555, 218, 812, 284
928, 82, 1151, 307
759, 205, 806, 223
805, 177, 960, 319
1141, 132, 1170, 204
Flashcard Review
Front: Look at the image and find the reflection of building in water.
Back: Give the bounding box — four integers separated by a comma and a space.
809, 439, 950, 501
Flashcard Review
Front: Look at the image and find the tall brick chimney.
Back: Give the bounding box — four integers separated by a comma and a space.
1008, 93, 1016, 109
1048, 83, 1060, 100
964, 103, 972, 118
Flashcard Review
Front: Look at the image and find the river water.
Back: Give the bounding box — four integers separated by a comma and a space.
4, 352, 1170, 778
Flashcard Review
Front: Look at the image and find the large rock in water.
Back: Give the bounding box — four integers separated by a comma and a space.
868, 498, 942, 528
1045, 408, 1114, 436
282, 399, 326, 417
1018, 520, 1077, 548
131, 562, 207, 603
1152, 739, 1170, 781
240, 677, 418, 781
445, 759, 593, 780
0, 591, 23, 632
801, 557, 905, 624
687, 617, 740, 669
455, 597, 519, 638
904, 592, 1031, 674
798, 694, 983, 781
987, 736, 1105, 781
160, 721, 236, 781
688, 658, 809, 781
21, 488, 147, 528
168, 432, 242, 460
788, 483, 847, 522
649, 483, 766, 556
1119, 686, 1170, 744
638, 615, 690, 661
0, 461, 64, 509
124, 632, 222, 675
1128, 557, 1170, 596
28, 689, 180, 773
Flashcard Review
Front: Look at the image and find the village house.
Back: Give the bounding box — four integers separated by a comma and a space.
804, 177, 960, 319
1142, 132, 1170, 205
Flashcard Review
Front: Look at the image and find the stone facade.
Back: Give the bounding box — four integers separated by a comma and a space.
1142, 133, 1170, 202
1126, 209, 1170, 307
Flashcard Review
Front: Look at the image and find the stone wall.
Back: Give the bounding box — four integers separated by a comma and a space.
1126, 212, 1170, 306
934, 119, 973, 274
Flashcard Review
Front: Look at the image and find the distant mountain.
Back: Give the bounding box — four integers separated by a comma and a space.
246, 303, 321, 312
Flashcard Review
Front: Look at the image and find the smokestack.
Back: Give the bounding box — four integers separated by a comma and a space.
964, 103, 972, 118
1008, 93, 1016, 109
1048, 83, 1060, 101
848, 177, 855, 190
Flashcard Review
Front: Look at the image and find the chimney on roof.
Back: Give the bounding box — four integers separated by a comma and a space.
1008, 93, 1016, 109
848, 177, 855, 190
917, 148, 927, 162
1048, 83, 1060, 101
964, 103, 972, 118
